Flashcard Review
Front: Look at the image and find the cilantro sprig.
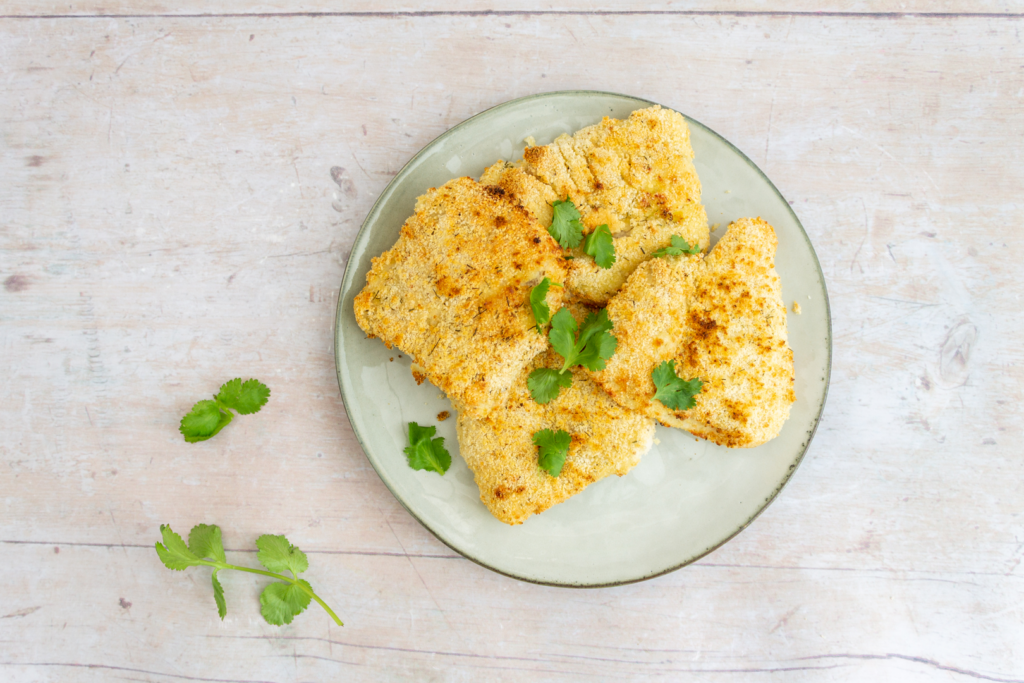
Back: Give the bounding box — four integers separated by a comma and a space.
652, 360, 704, 411
549, 197, 584, 249
404, 422, 451, 475
583, 224, 616, 269
652, 235, 701, 258
527, 308, 618, 404
155, 523, 342, 626
529, 277, 562, 333
179, 378, 270, 443
533, 428, 571, 477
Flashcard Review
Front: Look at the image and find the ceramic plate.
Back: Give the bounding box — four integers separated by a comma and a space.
335, 91, 831, 587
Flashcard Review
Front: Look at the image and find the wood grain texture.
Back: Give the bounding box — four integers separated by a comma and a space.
5, 1, 1024, 18
1, 6, 1023, 683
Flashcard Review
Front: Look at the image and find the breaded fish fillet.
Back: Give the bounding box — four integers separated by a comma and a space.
481, 105, 708, 305
592, 218, 795, 448
457, 345, 656, 525
353, 177, 568, 418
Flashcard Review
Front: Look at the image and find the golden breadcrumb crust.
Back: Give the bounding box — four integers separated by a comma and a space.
353, 177, 567, 418
457, 345, 656, 525
481, 105, 708, 305
593, 218, 795, 448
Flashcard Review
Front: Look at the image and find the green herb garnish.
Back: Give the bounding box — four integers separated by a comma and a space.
526, 366, 574, 404
548, 197, 584, 249
583, 224, 615, 269
533, 428, 571, 477
404, 422, 451, 475
155, 523, 342, 626
651, 360, 703, 410
652, 235, 701, 258
179, 378, 270, 443
527, 308, 618, 404
529, 277, 562, 333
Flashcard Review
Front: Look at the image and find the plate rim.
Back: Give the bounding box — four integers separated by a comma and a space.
334, 89, 833, 588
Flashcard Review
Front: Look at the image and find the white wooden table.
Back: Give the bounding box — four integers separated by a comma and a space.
2, 3, 1022, 681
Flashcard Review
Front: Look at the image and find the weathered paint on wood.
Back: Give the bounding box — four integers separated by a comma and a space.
1, 6, 1022, 682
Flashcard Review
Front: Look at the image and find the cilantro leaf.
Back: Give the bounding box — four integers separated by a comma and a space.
527, 367, 573, 404
530, 278, 554, 333
576, 310, 613, 347
575, 308, 614, 351
179, 400, 232, 443
583, 224, 616, 269
527, 308, 618, 404
260, 579, 313, 625
574, 325, 618, 372
188, 523, 226, 563
651, 360, 704, 411
548, 197, 584, 249
406, 422, 436, 448
256, 534, 309, 575
155, 524, 343, 626
404, 422, 451, 475
211, 570, 227, 619
559, 308, 618, 373
533, 429, 572, 477
216, 378, 271, 415
179, 378, 270, 443
155, 524, 203, 570
547, 307, 579, 362
652, 234, 701, 258
190, 527, 231, 619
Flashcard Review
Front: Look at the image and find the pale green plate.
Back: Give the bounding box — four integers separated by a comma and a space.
335, 91, 831, 587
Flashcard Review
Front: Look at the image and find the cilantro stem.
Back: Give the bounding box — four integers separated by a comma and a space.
195, 559, 344, 626
299, 587, 343, 626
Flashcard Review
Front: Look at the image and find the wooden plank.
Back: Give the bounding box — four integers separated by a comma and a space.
2, 9, 1023, 682
4, 2, 1024, 18
1, 543, 1021, 681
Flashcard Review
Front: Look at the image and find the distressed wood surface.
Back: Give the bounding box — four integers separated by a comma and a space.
7, 2, 1024, 18
2, 5, 1023, 682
